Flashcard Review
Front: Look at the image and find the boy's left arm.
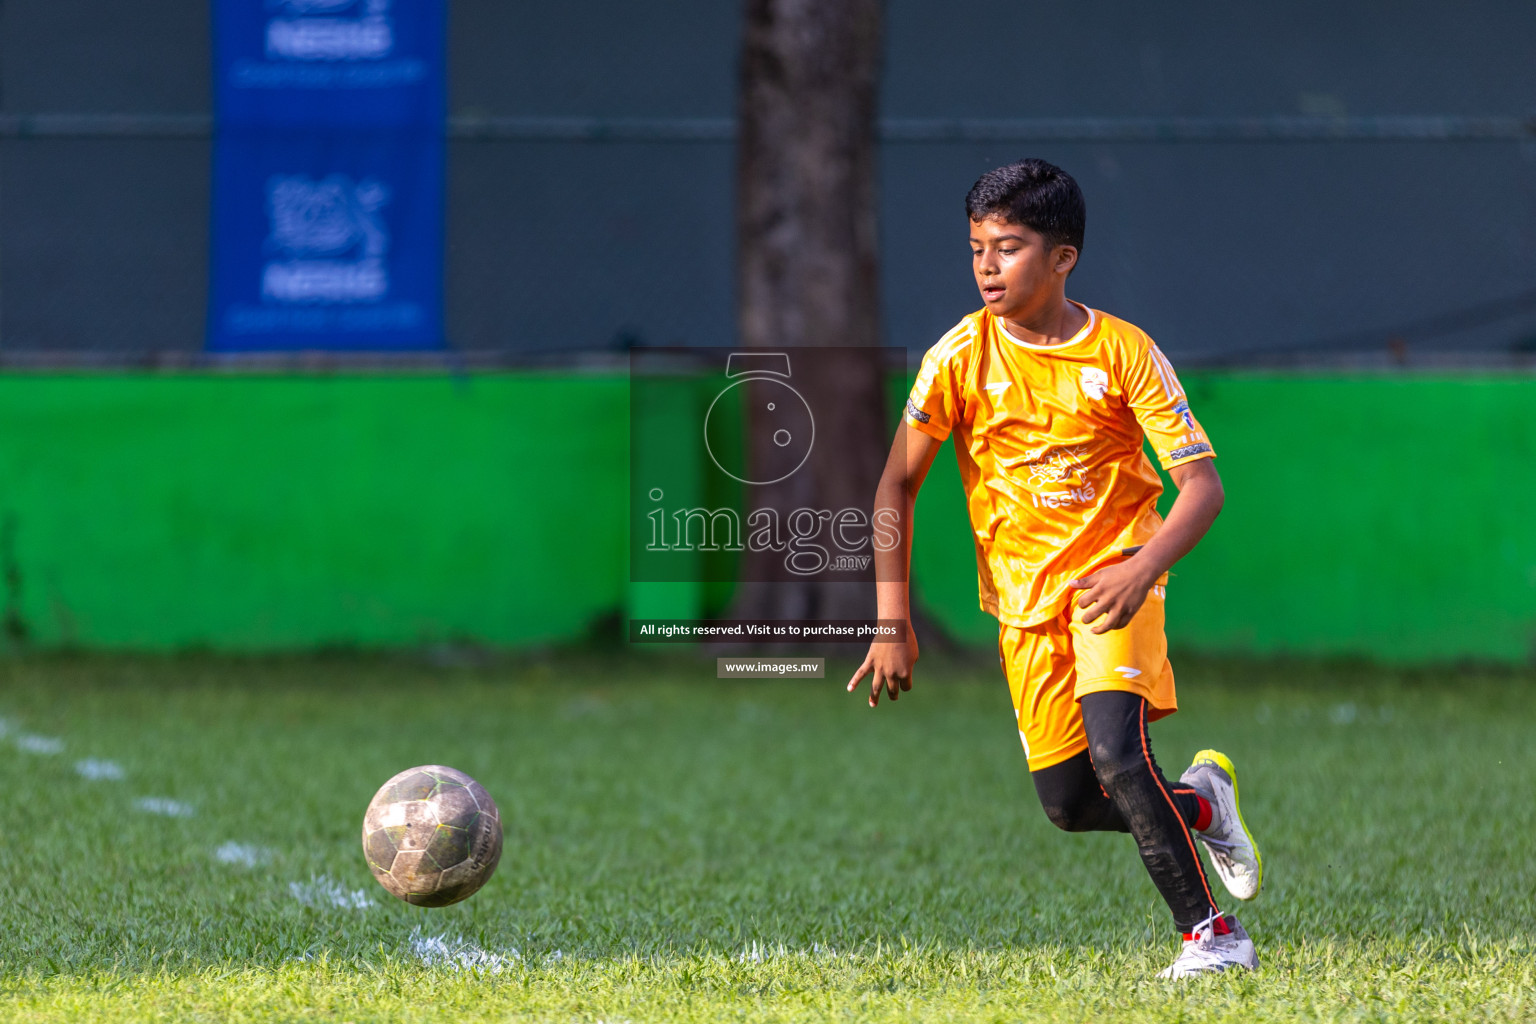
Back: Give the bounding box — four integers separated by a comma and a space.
1071, 457, 1224, 634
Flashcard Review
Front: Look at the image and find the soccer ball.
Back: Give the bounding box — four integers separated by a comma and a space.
361, 764, 503, 907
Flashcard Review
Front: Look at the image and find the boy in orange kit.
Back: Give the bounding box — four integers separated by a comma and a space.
849, 159, 1263, 978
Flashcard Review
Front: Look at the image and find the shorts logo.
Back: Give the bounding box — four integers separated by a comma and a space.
985, 381, 1011, 399
1114, 666, 1143, 679
904, 398, 931, 424
1080, 367, 1110, 401
1168, 441, 1213, 461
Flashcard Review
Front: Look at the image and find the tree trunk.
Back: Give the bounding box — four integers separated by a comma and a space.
730, 0, 888, 630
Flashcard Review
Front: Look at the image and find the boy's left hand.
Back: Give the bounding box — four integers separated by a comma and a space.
1070, 560, 1157, 634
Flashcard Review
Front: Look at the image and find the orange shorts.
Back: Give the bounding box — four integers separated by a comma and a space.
999, 581, 1177, 772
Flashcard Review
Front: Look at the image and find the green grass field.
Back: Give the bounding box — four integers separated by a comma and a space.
0, 652, 1532, 1023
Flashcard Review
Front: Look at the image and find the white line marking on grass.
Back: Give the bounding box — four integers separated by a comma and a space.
214, 841, 271, 868
134, 797, 195, 817
408, 927, 520, 973
289, 875, 376, 910
15, 734, 64, 755
75, 758, 125, 780
737, 941, 845, 963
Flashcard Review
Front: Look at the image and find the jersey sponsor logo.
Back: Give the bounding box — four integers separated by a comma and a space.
1080, 366, 1110, 400
1168, 441, 1213, 461
1173, 399, 1196, 429
904, 398, 931, 424
1030, 484, 1096, 509
1019, 444, 1091, 487
1014, 444, 1097, 508
1114, 666, 1143, 679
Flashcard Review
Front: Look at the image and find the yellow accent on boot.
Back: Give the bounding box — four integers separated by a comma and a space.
1190, 748, 1264, 900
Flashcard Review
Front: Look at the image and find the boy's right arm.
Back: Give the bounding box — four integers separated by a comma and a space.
846, 422, 943, 708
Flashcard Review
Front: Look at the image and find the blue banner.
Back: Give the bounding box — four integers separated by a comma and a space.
209, 0, 444, 353
214, 0, 444, 127
209, 131, 442, 351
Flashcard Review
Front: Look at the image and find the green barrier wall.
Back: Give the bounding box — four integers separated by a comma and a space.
0, 373, 1530, 661
0, 375, 628, 649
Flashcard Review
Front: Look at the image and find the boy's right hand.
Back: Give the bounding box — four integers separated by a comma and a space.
846, 629, 919, 708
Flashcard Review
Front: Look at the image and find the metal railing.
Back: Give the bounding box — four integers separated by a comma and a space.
3, 112, 1533, 143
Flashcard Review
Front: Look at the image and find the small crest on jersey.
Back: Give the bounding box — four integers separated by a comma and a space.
1080, 366, 1110, 401
1174, 399, 1196, 429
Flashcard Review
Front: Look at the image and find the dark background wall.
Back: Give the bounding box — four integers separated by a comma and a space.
2, 1, 1534, 361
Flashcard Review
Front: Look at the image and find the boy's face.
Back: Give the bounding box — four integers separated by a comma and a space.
969, 217, 1078, 322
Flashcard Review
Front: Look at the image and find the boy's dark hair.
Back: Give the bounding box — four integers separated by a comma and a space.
965, 158, 1086, 253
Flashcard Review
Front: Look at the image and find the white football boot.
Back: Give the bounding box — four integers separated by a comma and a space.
1157, 912, 1258, 979
1180, 749, 1263, 901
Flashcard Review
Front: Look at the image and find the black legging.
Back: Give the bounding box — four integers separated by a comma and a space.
1031, 690, 1220, 931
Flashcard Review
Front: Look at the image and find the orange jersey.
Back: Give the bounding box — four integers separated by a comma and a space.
905, 302, 1215, 627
